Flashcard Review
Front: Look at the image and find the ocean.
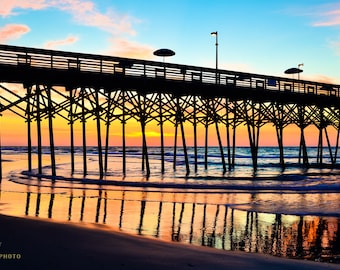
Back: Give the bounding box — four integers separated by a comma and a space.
1, 146, 340, 263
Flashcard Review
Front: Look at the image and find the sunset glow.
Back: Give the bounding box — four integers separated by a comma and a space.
1, 1, 340, 146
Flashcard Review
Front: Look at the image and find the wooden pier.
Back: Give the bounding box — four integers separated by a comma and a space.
1, 44, 340, 178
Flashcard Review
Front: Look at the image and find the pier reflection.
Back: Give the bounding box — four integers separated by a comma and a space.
11, 188, 340, 263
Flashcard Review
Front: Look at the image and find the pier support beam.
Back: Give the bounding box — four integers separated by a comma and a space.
36, 85, 43, 175
215, 119, 226, 174
68, 88, 75, 174
273, 103, 285, 169
180, 120, 190, 175
193, 96, 198, 172
95, 89, 104, 179
141, 119, 150, 177
81, 87, 87, 176
229, 101, 238, 169
26, 85, 32, 172
276, 124, 285, 169
122, 91, 126, 176
46, 86, 56, 177
138, 94, 150, 177
244, 101, 261, 172
159, 93, 165, 173
297, 106, 309, 167
225, 99, 232, 171
173, 120, 178, 171
104, 92, 112, 174
298, 127, 309, 167
209, 98, 226, 173
204, 99, 210, 170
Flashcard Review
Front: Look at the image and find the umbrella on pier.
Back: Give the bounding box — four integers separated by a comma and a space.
284, 67, 303, 75
153, 48, 175, 62
153, 48, 175, 57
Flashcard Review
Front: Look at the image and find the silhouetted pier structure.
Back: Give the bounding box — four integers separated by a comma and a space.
1, 44, 340, 178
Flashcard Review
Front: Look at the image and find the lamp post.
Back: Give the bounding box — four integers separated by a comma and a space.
298, 63, 304, 80
211, 31, 218, 84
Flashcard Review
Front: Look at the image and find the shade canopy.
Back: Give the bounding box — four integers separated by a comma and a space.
284, 67, 303, 74
153, 48, 175, 57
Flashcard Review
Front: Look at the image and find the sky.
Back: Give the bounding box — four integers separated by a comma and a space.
1, 0, 340, 146
2, 0, 340, 82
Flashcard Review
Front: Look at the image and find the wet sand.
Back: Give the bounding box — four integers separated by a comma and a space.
0, 214, 339, 270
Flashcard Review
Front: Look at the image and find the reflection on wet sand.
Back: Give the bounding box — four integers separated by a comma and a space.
12, 186, 340, 263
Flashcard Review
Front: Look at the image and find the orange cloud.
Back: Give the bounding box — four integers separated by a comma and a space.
0, 24, 30, 43
106, 38, 155, 59
303, 74, 336, 84
44, 36, 79, 49
221, 62, 253, 73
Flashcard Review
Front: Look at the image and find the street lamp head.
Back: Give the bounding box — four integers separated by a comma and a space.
211, 31, 218, 36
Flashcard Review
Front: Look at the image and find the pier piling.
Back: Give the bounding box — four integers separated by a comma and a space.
0, 44, 339, 178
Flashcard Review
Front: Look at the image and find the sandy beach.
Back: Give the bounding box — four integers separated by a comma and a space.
0, 214, 339, 270
0, 150, 340, 269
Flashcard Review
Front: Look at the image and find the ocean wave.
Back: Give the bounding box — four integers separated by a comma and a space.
227, 201, 340, 217
10, 170, 340, 194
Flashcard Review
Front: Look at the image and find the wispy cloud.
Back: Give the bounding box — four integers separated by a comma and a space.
304, 74, 336, 84
54, 0, 137, 35
44, 35, 79, 49
311, 4, 340, 27
0, 24, 30, 43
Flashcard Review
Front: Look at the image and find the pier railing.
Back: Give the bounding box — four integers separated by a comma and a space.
0, 44, 339, 98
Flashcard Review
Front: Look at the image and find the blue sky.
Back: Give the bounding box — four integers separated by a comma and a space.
1, 0, 340, 83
